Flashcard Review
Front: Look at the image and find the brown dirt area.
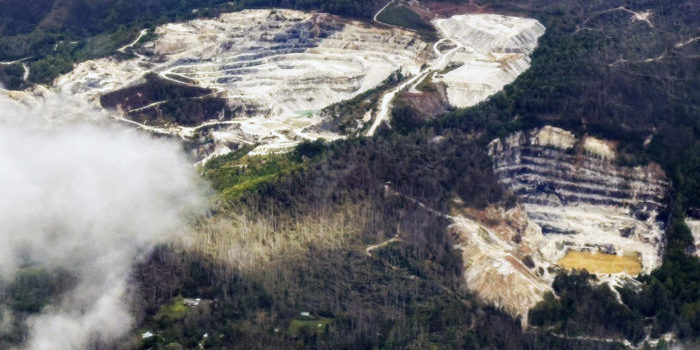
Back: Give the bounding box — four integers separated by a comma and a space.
558, 251, 642, 275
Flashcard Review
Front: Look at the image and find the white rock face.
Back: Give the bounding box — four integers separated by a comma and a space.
436, 14, 544, 53
533, 125, 576, 150
451, 126, 668, 321
583, 136, 616, 160
449, 207, 552, 323
687, 219, 700, 257
432, 14, 545, 108
425, 126, 667, 323
155, 11, 426, 115
52, 9, 544, 156
56, 9, 428, 154
488, 126, 669, 274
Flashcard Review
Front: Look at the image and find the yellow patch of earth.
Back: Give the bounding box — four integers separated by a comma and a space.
558, 251, 642, 275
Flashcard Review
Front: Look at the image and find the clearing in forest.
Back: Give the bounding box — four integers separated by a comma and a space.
558, 251, 642, 275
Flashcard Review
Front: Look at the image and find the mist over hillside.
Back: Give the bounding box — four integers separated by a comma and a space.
0, 94, 207, 349
0, 0, 698, 349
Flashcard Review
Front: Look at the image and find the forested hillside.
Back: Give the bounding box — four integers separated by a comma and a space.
0, 0, 697, 348
125, 0, 699, 346
426, 0, 700, 344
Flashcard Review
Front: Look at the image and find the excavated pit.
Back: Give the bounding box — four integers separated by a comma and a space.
56, 9, 429, 156
54, 9, 545, 157
449, 205, 552, 323
432, 14, 545, 108
448, 126, 669, 323
488, 126, 668, 273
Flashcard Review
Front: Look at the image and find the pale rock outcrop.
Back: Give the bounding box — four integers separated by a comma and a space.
435, 14, 544, 53
450, 126, 668, 322
450, 206, 552, 323
53, 9, 545, 157
432, 14, 545, 108
56, 9, 429, 154
488, 126, 668, 273
687, 219, 700, 257
532, 125, 576, 150
583, 136, 616, 160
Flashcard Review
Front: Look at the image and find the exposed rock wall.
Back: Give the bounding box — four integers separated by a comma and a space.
56, 9, 429, 155
153, 10, 428, 115
488, 126, 668, 272
436, 14, 544, 53
687, 219, 700, 257
52, 9, 545, 157
447, 126, 668, 322
432, 14, 545, 108
449, 205, 552, 323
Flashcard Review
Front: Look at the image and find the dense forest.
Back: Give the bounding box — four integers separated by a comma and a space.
0, 0, 698, 348
100, 73, 230, 126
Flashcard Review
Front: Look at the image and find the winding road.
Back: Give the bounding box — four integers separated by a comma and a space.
366, 15, 463, 136
118, 29, 149, 53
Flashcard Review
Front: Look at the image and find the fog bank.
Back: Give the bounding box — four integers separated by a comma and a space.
0, 93, 207, 349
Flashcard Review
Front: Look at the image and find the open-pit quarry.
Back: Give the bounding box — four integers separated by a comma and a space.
2, 2, 583, 324
44, 7, 544, 159
446, 126, 669, 322
443, 126, 670, 323
488, 126, 668, 274
5, 3, 674, 324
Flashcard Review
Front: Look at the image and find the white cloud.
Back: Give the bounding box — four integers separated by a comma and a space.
0, 93, 207, 349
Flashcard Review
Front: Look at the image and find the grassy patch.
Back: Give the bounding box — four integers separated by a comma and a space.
219, 163, 303, 200
154, 297, 189, 323
287, 317, 332, 336
203, 153, 299, 200
202, 141, 328, 203
295, 110, 315, 118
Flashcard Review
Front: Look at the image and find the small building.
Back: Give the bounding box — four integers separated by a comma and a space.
184, 298, 201, 307
141, 331, 154, 339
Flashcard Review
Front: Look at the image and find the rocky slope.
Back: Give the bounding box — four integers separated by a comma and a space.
449, 205, 553, 323
46, 9, 544, 158
488, 126, 668, 272
447, 126, 669, 322
56, 9, 429, 155
687, 218, 700, 257
432, 14, 545, 108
